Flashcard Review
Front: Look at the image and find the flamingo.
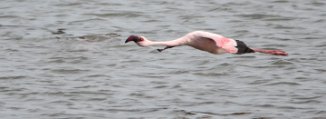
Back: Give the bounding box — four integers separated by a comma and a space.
125, 31, 288, 56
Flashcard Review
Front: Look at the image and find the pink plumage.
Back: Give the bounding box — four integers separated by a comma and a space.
125, 31, 288, 56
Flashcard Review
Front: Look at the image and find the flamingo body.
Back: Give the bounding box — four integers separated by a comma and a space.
125, 31, 287, 56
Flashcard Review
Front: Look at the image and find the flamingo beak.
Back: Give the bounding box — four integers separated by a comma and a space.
125, 39, 132, 43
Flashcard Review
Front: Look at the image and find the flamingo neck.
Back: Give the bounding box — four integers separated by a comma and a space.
147, 41, 171, 46
145, 38, 187, 47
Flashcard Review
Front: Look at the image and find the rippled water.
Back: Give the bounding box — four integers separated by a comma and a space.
1, 0, 326, 118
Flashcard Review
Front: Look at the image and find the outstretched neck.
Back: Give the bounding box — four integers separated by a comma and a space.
147, 41, 171, 46
143, 38, 188, 47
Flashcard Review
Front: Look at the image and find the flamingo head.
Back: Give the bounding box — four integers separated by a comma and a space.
125, 35, 150, 47
125, 35, 143, 43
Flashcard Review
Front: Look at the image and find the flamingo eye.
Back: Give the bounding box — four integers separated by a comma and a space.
137, 37, 144, 42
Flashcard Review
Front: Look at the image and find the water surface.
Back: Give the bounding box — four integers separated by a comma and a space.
0, 0, 326, 118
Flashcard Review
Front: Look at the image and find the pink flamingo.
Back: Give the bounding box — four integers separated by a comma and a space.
125, 31, 288, 56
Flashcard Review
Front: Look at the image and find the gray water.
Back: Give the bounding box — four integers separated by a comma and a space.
1, 0, 326, 119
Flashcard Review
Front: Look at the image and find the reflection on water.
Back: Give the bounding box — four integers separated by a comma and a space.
0, 0, 326, 118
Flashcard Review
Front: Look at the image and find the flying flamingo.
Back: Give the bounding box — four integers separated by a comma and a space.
125, 31, 288, 56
